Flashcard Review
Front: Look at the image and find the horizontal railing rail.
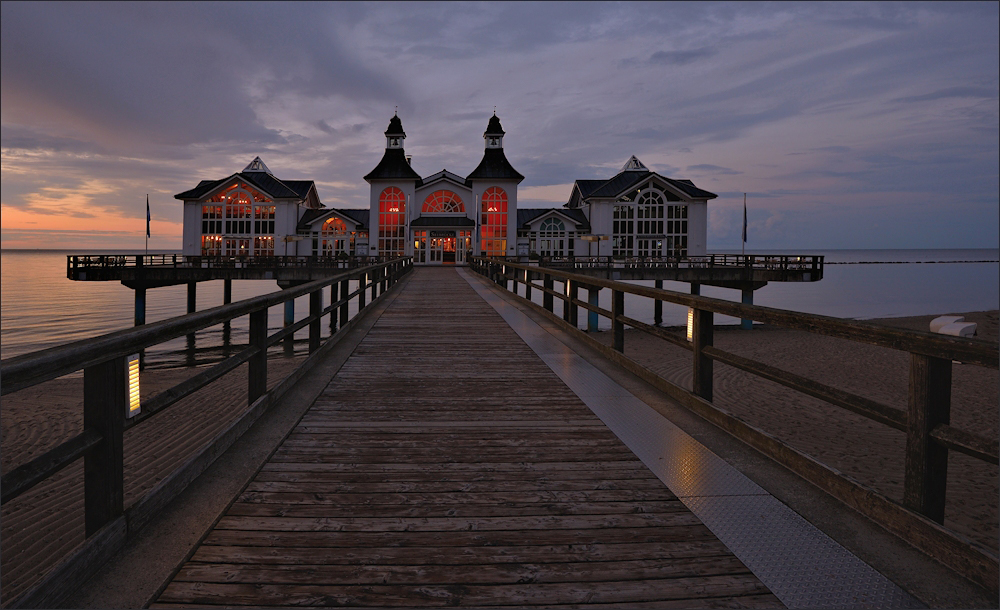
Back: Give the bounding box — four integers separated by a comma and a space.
490, 253, 824, 272
471, 255, 998, 592
1, 258, 412, 526
67, 253, 391, 277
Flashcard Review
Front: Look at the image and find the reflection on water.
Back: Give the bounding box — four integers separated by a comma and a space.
1, 250, 362, 367
1, 249, 997, 365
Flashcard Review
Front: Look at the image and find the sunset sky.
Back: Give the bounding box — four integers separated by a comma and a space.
2, 2, 997, 250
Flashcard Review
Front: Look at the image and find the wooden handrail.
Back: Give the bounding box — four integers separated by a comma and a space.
0, 259, 413, 519
471, 256, 999, 528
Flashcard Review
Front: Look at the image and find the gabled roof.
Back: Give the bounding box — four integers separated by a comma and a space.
466, 148, 524, 182
566, 157, 717, 205
517, 208, 590, 232
364, 148, 421, 182
174, 171, 308, 201
420, 169, 471, 189
297, 208, 369, 232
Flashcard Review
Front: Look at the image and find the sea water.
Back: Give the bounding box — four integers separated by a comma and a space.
1, 249, 997, 368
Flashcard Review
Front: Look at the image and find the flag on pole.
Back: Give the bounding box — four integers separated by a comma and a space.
146, 195, 151, 238
742, 193, 747, 244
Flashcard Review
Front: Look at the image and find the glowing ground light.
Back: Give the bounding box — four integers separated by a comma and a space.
127, 354, 141, 417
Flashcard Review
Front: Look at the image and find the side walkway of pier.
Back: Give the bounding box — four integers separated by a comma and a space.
153, 268, 781, 607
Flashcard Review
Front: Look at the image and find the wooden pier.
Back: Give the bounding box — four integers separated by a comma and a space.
153, 268, 779, 607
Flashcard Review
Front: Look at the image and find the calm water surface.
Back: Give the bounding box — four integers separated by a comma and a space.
2, 249, 997, 367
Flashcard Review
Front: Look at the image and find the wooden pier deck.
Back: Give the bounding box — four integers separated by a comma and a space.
153, 267, 780, 608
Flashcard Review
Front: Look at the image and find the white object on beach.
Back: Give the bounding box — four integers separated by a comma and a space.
930, 316, 964, 333
938, 322, 977, 337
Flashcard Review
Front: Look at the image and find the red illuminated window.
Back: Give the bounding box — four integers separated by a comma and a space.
422, 190, 465, 214
480, 186, 508, 256
378, 187, 406, 257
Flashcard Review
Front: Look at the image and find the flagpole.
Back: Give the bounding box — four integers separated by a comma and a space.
742, 192, 746, 257
145, 194, 150, 259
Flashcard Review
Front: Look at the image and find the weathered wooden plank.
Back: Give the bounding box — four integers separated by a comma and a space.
188, 540, 735, 566
173, 556, 754, 585
157, 574, 774, 606
158, 268, 776, 607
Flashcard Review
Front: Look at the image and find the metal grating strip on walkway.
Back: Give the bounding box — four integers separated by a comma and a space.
153, 267, 782, 608
459, 267, 922, 609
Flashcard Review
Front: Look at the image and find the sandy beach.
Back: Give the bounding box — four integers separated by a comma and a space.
1, 354, 305, 606
591, 310, 998, 553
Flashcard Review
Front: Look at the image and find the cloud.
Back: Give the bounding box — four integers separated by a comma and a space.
687, 164, 742, 175
893, 87, 998, 103
649, 48, 716, 65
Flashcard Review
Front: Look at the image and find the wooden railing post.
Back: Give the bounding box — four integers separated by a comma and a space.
612, 289, 624, 353
692, 308, 714, 401
904, 354, 952, 523
525, 270, 532, 300
543, 274, 554, 312
359, 272, 367, 309
654, 279, 663, 325
340, 278, 350, 328
309, 289, 322, 353
371, 268, 379, 300
248, 309, 267, 405
588, 285, 599, 332
568, 280, 579, 327
330, 282, 339, 333
83, 356, 125, 536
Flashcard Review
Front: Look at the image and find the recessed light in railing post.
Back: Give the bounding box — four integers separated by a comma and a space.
687, 308, 694, 342
126, 354, 141, 418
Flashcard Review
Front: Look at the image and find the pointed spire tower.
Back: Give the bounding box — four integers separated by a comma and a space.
467, 113, 524, 183
364, 113, 421, 181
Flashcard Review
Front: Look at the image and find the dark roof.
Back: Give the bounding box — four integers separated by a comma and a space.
574, 180, 606, 199
484, 114, 505, 136
410, 216, 476, 227
174, 172, 307, 200
296, 208, 370, 232
338, 208, 369, 228
466, 148, 524, 182
282, 180, 314, 199
384, 114, 405, 137
364, 148, 422, 182
586, 171, 648, 198
297, 208, 329, 231
568, 170, 717, 203
517, 208, 590, 232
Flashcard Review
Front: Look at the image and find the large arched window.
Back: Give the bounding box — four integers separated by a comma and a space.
422, 190, 465, 213
378, 187, 406, 257
320, 216, 348, 256
480, 186, 508, 256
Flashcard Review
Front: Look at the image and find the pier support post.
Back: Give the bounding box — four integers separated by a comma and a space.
741, 286, 753, 330
904, 354, 952, 523
568, 280, 579, 327
223, 279, 233, 356
283, 298, 295, 355
692, 308, 714, 401
588, 286, 599, 332
248, 309, 267, 405
543, 274, 554, 312
309, 290, 322, 354
525, 271, 532, 301
134, 286, 146, 369
612, 290, 625, 353
83, 356, 125, 536
330, 282, 339, 333
654, 280, 663, 326
340, 279, 350, 328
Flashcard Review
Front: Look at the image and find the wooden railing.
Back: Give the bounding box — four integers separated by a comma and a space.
471, 256, 998, 591
1, 258, 412, 606
67, 253, 387, 276
491, 253, 824, 273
